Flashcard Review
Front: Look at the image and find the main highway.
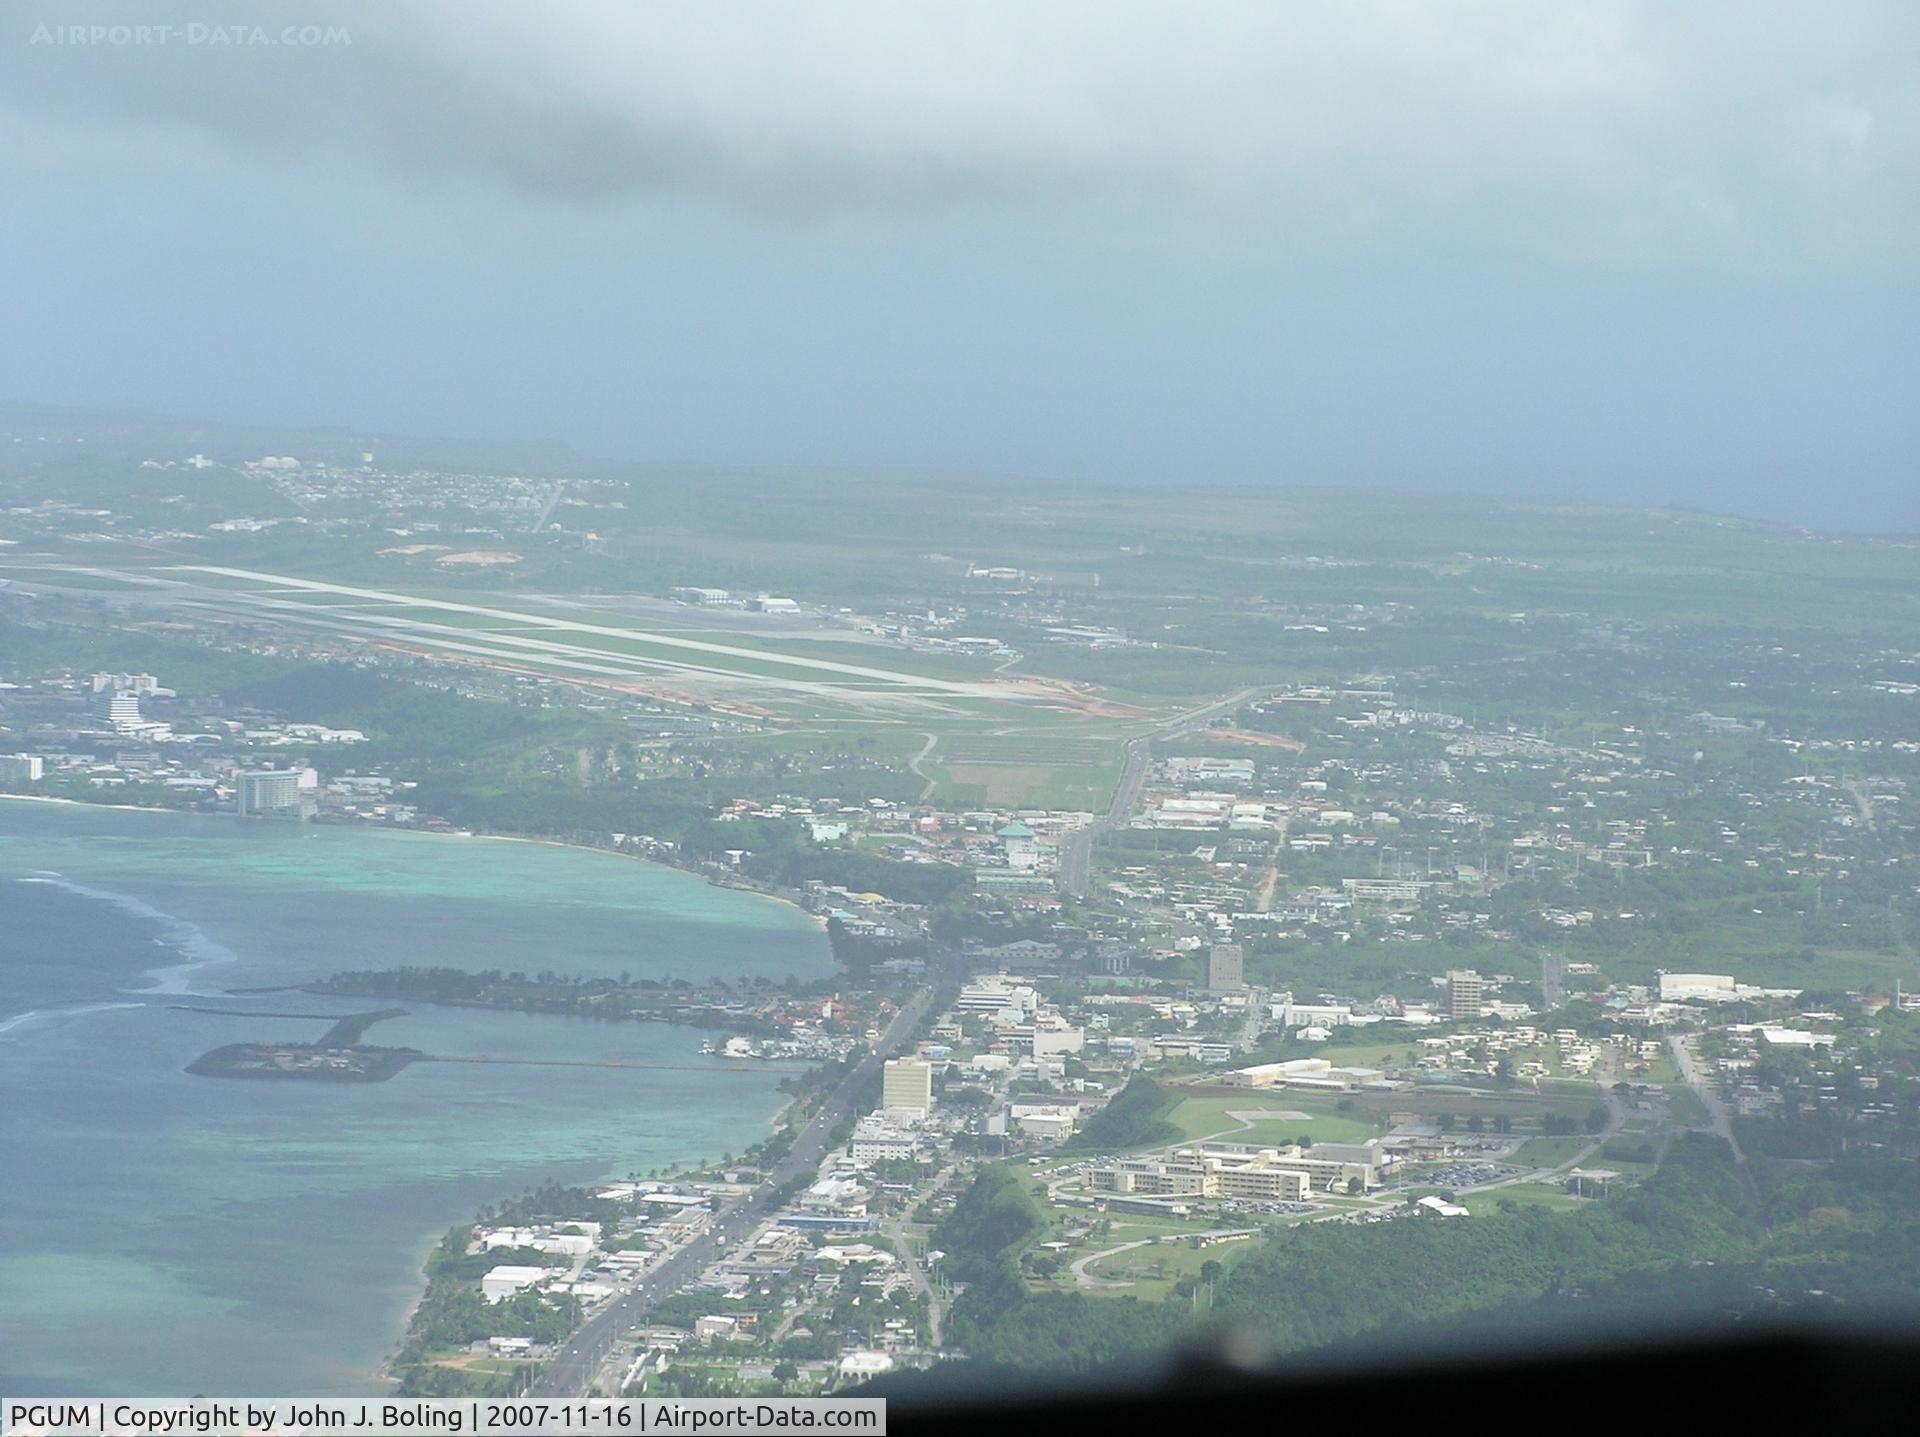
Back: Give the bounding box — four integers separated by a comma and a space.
531, 985, 936, 1395
1058, 684, 1290, 897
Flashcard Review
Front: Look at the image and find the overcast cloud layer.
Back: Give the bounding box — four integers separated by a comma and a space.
1, 3, 1915, 529
10, 0, 1918, 268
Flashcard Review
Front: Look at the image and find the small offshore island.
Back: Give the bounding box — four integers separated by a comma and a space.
185, 1040, 424, 1082
181, 1006, 424, 1083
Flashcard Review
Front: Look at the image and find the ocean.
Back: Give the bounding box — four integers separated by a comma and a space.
0, 801, 835, 1397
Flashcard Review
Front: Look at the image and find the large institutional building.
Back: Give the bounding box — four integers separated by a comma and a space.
881, 1058, 933, 1117
1090, 1138, 1391, 1203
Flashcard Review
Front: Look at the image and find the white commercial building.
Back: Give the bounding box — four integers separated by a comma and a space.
1008, 1101, 1079, 1141
1092, 1145, 1316, 1202
1031, 1026, 1085, 1059
1272, 996, 1353, 1028
955, 978, 1038, 1018
1659, 971, 1802, 1004
1224, 1058, 1383, 1092
850, 1114, 919, 1165
481, 1265, 548, 1303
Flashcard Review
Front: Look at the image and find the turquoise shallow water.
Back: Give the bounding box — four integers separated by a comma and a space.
0, 802, 834, 1397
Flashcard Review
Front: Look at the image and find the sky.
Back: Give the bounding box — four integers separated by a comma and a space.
1, 1, 1915, 529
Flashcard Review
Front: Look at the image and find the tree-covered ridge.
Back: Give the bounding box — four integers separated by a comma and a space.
1325, 1148, 1920, 1362
1063, 1074, 1181, 1153
932, 1162, 1048, 1279
1215, 1135, 1754, 1353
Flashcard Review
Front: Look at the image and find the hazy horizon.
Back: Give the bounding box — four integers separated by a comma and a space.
3, 2, 1914, 530
5, 393, 1914, 542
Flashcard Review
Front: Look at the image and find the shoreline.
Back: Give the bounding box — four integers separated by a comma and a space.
0, 790, 830, 933
446, 827, 830, 933
0, 791, 188, 816
373, 1067, 812, 1393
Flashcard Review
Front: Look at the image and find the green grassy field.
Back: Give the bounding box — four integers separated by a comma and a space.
1339, 1085, 1598, 1123
1076, 1230, 1264, 1301
1167, 1094, 1386, 1145
1665, 1085, 1712, 1127
1460, 1183, 1583, 1216
1507, 1135, 1593, 1168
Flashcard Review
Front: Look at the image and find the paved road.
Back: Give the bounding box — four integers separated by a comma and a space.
1844, 778, 1878, 832
1058, 684, 1289, 897
1068, 1235, 1158, 1289
1541, 950, 1568, 1012
1670, 1032, 1744, 1162
532, 987, 936, 1396
1059, 733, 1151, 896
875, 1165, 953, 1346
529, 480, 567, 534
1068, 1228, 1256, 1290
1463, 1062, 1631, 1195
908, 732, 939, 801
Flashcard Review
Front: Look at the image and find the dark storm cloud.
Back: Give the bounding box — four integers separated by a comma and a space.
6, 0, 1917, 264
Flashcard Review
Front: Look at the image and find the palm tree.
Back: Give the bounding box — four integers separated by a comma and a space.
1198, 1258, 1225, 1309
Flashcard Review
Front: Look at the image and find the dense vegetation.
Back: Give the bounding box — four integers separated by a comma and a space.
910, 1136, 1920, 1391
240, 665, 572, 762
932, 1163, 1047, 1280
307, 965, 804, 1027
1062, 1074, 1180, 1153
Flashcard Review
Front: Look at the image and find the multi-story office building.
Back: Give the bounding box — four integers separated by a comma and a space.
1207, 943, 1244, 992
954, 978, 1038, 1017
1446, 969, 1486, 1020
881, 1058, 933, 1117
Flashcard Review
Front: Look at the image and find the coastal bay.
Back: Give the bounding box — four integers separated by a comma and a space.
0, 801, 836, 1397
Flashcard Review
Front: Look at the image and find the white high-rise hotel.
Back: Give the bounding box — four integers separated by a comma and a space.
236, 770, 303, 816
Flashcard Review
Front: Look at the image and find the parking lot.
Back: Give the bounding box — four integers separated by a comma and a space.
1395, 1161, 1525, 1189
